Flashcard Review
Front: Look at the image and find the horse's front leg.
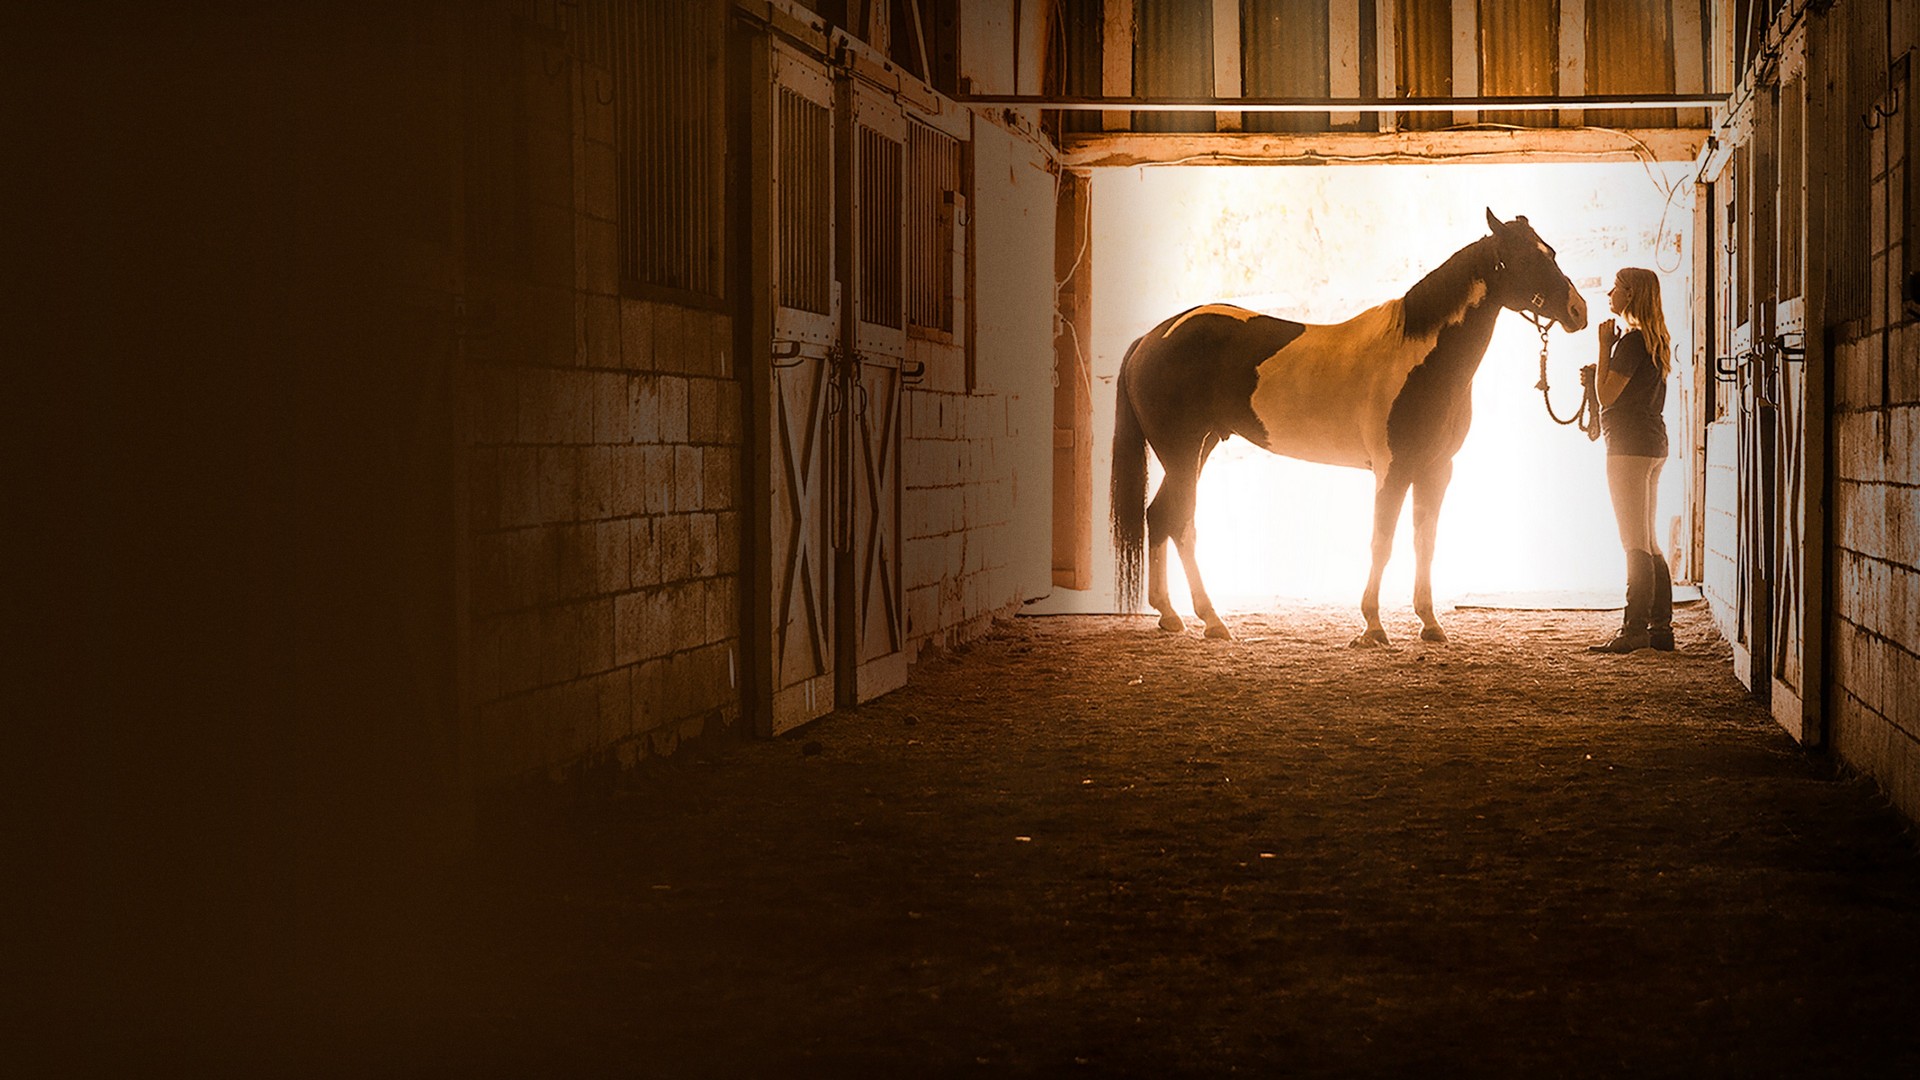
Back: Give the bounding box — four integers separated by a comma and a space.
1145, 468, 1193, 633
1411, 461, 1454, 642
1354, 475, 1411, 648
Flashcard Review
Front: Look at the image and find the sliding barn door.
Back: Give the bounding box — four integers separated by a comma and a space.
836, 68, 910, 706
766, 40, 838, 733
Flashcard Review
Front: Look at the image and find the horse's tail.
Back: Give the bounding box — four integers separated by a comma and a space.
1110, 339, 1147, 613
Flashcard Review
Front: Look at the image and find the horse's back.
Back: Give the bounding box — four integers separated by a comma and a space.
1123, 304, 1306, 449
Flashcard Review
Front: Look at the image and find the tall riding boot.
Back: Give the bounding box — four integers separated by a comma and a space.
1648, 556, 1675, 651
1590, 550, 1652, 653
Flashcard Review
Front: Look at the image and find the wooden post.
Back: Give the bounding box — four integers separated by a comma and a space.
1451, 0, 1477, 126
1211, 0, 1242, 132
1330, 0, 1361, 129
1103, 0, 1133, 131
1558, 0, 1585, 128
1375, 0, 1399, 133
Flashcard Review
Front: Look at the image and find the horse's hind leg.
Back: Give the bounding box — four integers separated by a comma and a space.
1175, 435, 1231, 639
1354, 474, 1412, 648
1144, 468, 1188, 633
1411, 461, 1453, 642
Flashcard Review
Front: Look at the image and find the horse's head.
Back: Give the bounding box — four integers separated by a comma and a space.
1485, 209, 1588, 332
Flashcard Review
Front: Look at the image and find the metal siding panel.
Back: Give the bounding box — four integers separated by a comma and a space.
1478, 0, 1557, 126
1586, 0, 1676, 127
1134, 0, 1216, 132
1396, 0, 1452, 130
1240, 0, 1329, 133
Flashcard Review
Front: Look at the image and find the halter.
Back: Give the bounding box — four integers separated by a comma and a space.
1524, 309, 1601, 440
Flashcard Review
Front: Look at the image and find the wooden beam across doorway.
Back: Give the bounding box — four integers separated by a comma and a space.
1060, 127, 1707, 170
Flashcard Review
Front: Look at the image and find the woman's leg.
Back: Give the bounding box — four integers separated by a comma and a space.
1595, 456, 1660, 652
1643, 458, 1674, 649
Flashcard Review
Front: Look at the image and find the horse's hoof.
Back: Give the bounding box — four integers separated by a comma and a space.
1204, 622, 1234, 640
1420, 626, 1448, 643
1158, 614, 1186, 632
1350, 629, 1390, 648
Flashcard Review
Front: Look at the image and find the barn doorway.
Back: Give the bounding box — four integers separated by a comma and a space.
1036, 159, 1700, 620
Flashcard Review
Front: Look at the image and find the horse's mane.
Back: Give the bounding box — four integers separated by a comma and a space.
1399, 236, 1496, 340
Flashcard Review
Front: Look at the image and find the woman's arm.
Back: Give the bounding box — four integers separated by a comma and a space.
1595, 321, 1633, 406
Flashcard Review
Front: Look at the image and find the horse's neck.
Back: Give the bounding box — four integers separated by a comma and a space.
1400, 238, 1497, 340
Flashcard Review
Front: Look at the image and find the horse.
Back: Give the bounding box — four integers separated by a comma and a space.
1110, 209, 1589, 646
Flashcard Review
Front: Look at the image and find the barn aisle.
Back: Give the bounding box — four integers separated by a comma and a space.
293, 607, 1920, 1075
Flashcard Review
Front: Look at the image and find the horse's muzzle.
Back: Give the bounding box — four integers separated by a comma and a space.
1561, 286, 1589, 332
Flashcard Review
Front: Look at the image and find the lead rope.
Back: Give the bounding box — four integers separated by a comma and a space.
1528, 311, 1601, 441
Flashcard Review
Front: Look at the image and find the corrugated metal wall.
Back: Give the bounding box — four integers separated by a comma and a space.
1394, 0, 1451, 131
1479, 0, 1557, 126
1133, 0, 1215, 133
1241, 0, 1330, 133
1586, 0, 1676, 128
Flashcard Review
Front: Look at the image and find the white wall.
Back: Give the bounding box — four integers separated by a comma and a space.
1031, 161, 1697, 615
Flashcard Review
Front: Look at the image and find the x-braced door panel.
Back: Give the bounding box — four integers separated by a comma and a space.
836, 69, 909, 706
767, 40, 837, 734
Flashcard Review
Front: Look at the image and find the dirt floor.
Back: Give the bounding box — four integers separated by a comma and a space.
268, 603, 1920, 1075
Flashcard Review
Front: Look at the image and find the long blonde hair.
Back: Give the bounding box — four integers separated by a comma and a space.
1616, 267, 1671, 378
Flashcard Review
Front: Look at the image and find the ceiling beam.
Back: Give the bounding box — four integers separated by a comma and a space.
1059, 127, 1710, 169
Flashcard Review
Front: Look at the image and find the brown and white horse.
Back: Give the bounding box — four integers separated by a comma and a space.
1111, 210, 1588, 646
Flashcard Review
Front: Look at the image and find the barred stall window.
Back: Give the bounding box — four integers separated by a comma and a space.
906, 122, 962, 337
1778, 73, 1803, 304
613, 0, 725, 301
1826, 0, 1876, 326
859, 125, 904, 330
778, 85, 832, 316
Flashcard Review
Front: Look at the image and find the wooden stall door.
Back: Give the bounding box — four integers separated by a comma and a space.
836, 64, 910, 706
1768, 49, 1816, 743
766, 41, 839, 734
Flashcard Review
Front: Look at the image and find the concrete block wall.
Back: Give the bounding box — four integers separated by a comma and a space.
903, 340, 1022, 655
466, 11, 741, 787
1702, 419, 1740, 631
1825, 29, 1920, 819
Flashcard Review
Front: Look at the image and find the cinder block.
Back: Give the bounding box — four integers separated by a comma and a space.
630, 378, 662, 444
660, 377, 690, 443
556, 523, 598, 601
538, 604, 582, 684
620, 298, 655, 371
580, 597, 616, 676
714, 385, 742, 443
675, 446, 705, 512
471, 530, 512, 616
715, 512, 741, 575
595, 519, 631, 594
690, 513, 720, 578
613, 590, 647, 668
703, 446, 735, 512
688, 378, 721, 445
706, 577, 737, 645
592, 372, 628, 444
534, 447, 582, 524
629, 517, 660, 587
611, 445, 646, 517
469, 448, 502, 533
654, 304, 689, 374
657, 513, 694, 582
587, 446, 621, 519
585, 294, 621, 370
643, 445, 675, 514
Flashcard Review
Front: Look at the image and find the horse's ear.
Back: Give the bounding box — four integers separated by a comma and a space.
1485, 208, 1507, 235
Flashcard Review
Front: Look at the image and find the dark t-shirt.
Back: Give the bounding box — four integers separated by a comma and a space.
1602, 328, 1669, 458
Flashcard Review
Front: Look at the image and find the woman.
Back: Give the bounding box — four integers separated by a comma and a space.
1587, 267, 1674, 653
